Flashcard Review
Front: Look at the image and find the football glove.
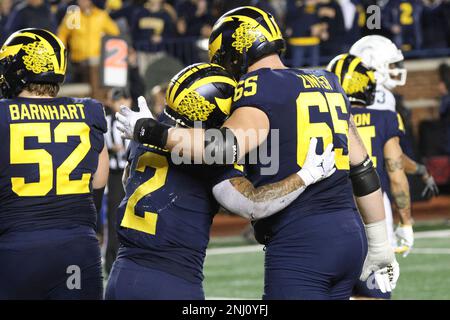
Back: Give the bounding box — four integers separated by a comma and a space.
297, 137, 336, 187
422, 174, 439, 199
394, 224, 414, 257
116, 96, 154, 139
360, 220, 400, 293
417, 164, 439, 199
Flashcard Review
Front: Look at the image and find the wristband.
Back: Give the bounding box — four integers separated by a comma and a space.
133, 118, 170, 148
415, 164, 427, 176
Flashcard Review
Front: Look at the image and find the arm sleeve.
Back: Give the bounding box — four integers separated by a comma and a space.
212, 178, 306, 220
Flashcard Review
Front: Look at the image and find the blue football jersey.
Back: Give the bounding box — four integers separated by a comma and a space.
232, 68, 356, 241
0, 97, 107, 234
116, 141, 243, 283
351, 107, 405, 195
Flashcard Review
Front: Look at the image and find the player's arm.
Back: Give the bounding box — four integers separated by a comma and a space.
115, 97, 269, 163
402, 154, 439, 198
92, 145, 109, 213
385, 137, 415, 257
385, 138, 412, 225
348, 116, 399, 292
212, 138, 335, 220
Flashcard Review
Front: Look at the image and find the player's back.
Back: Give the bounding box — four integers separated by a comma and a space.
0, 97, 107, 235
117, 141, 241, 283
232, 68, 356, 240
351, 107, 405, 195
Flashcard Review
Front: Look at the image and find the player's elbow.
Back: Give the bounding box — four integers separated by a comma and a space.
350, 156, 381, 197
212, 181, 254, 220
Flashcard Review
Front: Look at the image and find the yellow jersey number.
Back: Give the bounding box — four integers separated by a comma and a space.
234, 76, 258, 101
10, 122, 91, 196
120, 151, 168, 235
297, 92, 350, 170
400, 2, 414, 25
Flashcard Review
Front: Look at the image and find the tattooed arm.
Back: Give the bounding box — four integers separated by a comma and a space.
384, 137, 413, 225
212, 137, 336, 220
403, 154, 420, 175
213, 174, 306, 220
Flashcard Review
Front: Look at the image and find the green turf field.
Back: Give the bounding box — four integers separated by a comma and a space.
203, 228, 450, 300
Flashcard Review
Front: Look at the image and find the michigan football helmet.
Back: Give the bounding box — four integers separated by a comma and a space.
327, 53, 376, 106
0, 28, 67, 98
350, 35, 406, 90
208, 6, 285, 80
164, 63, 236, 128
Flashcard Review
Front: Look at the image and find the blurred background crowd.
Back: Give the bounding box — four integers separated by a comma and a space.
1, 0, 450, 93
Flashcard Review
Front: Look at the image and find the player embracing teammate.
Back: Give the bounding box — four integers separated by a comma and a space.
117, 7, 400, 299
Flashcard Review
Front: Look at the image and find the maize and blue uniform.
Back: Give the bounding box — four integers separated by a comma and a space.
233, 68, 367, 300
105, 140, 243, 300
0, 97, 107, 299
351, 107, 405, 197
350, 107, 405, 299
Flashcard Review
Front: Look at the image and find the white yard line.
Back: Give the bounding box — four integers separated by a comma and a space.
206, 229, 450, 257
415, 229, 450, 239
411, 248, 450, 254
207, 245, 263, 256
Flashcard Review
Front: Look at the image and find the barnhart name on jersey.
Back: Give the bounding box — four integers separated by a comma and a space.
8, 103, 87, 121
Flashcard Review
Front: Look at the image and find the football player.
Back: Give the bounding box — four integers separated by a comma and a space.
350, 36, 439, 254
105, 63, 336, 300
328, 53, 412, 299
0, 29, 109, 299
116, 7, 399, 299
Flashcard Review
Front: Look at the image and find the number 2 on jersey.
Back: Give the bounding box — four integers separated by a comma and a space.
296, 91, 350, 170
120, 152, 168, 235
